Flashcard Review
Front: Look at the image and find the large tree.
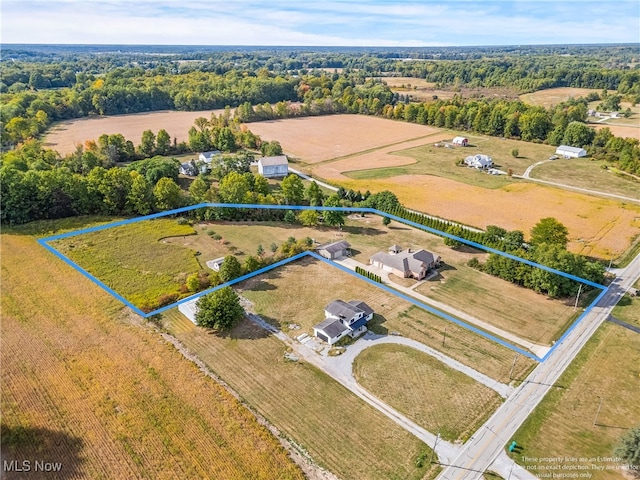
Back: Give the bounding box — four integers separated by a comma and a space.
304, 181, 324, 206
562, 121, 595, 147
281, 174, 304, 205
153, 177, 184, 210
156, 129, 171, 155
323, 194, 346, 228
218, 255, 243, 283
195, 287, 244, 330
530, 217, 569, 248
614, 425, 640, 477
139, 130, 156, 157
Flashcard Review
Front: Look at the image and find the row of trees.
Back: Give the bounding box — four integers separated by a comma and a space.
355, 266, 382, 283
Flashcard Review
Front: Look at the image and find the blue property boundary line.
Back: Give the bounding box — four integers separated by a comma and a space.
38, 203, 608, 363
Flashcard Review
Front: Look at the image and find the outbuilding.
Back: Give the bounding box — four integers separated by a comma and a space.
452, 136, 469, 146
464, 154, 493, 169
555, 145, 587, 158
316, 240, 351, 260
257, 155, 289, 178
178, 297, 199, 324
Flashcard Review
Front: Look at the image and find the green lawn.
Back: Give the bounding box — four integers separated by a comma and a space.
512, 321, 640, 480
353, 344, 503, 442
52, 218, 199, 310
344, 133, 556, 188
530, 157, 640, 199
162, 310, 439, 480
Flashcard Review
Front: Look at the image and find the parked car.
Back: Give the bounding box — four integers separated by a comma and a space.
548, 155, 559, 160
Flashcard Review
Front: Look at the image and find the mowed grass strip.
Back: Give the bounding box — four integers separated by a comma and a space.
52, 219, 200, 308
369, 305, 537, 384
162, 310, 438, 480
0, 234, 304, 480
530, 157, 640, 200
344, 134, 556, 187
512, 320, 640, 480
353, 344, 503, 442
415, 266, 579, 346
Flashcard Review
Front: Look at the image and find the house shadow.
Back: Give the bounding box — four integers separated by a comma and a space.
1, 425, 85, 477
367, 313, 389, 336
214, 315, 278, 340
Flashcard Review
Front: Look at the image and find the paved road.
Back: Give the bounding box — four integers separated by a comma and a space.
335, 257, 550, 358
437, 252, 640, 479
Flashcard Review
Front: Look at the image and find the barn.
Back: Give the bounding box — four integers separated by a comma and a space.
452, 136, 469, 146
555, 145, 587, 158
257, 155, 289, 178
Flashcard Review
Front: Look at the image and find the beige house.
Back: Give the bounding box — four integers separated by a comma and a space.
370, 246, 441, 280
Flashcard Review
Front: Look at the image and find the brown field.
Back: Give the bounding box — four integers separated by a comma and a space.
335, 176, 640, 259
0, 233, 304, 480
513, 322, 640, 480
353, 344, 503, 442
374, 77, 518, 102
43, 109, 226, 155
519, 87, 600, 108
313, 132, 452, 179
593, 124, 640, 141
245, 115, 443, 163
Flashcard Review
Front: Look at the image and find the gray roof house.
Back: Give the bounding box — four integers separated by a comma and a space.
370, 247, 441, 280
464, 154, 493, 169
316, 240, 351, 260
258, 155, 289, 178
199, 151, 222, 164
179, 161, 198, 176
313, 299, 374, 345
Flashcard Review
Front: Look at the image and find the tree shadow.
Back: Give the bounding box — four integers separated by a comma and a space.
213, 315, 276, 340
341, 225, 385, 236
1, 425, 85, 478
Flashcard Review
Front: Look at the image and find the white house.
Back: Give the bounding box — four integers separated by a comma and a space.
370, 247, 441, 281
555, 145, 587, 158
464, 154, 493, 169
178, 297, 199, 324
313, 300, 374, 345
199, 151, 222, 164
315, 240, 350, 260
257, 155, 289, 178
206, 257, 225, 272
452, 136, 469, 146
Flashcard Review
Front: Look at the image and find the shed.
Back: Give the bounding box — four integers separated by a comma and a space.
206, 257, 225, 272
257, 155, 289, 178
316, 240, 351, 260
452, 136, 469, 146
178, 297, 199, 324
555, 145, 587, 158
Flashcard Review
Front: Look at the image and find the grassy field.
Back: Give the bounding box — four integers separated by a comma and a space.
375, 77, 518, 103
511, 321, 640, 480
238, 252, 536, 383
519, 87, 600, 108
353, 344, 503, 442
343, 133, 557, 189
530, 157, 640, 199
611, 280, 640, 327
415, 265, 582, 346
1, 231, 305, 480
161, 309, 438, 480
52, 218, 200, 310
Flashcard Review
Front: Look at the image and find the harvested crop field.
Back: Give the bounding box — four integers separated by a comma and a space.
335, 176, 640, 259
246, 115, 443, 163
43, 109, 226, 156
0, 232, 304, 480
593, 123, 640, 141
374, 77, 518, 102
520, 87, 599, 108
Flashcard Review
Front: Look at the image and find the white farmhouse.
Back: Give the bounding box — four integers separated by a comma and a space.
257, 155, 289, 178
313, 300, 374, 345
464, 154, 493, 169
555, 145, 587, 158
199, 151, 222, 164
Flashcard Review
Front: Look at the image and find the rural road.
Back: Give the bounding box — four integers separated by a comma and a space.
436, 251, 640, 480
288, 166, 338, 192
335, 257, 550, 358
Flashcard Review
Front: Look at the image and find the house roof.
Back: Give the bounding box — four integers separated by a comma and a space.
258, 155, 289, 167
325, 299, 361, 320
465, 154, 492, 166
389, 244, 402, 253
453, 136, 468, 142
205, 257, 225, 269
348, 316, 369, 331
348, 300, 374, 318
200, 151, 221, 163
317, 239, 351, 254
371, 249, 440, 275
556, 145, 586, 154
314, 317, 348, 338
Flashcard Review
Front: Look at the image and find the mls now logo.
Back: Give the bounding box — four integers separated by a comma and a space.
3, 460, 63, 473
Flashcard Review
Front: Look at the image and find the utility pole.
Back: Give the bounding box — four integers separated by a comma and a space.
574, 283, 583, 311
509, 353, 519, 380
593, 396, 604, 426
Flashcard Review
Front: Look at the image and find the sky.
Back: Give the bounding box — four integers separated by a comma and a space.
1, 0, 639, 47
